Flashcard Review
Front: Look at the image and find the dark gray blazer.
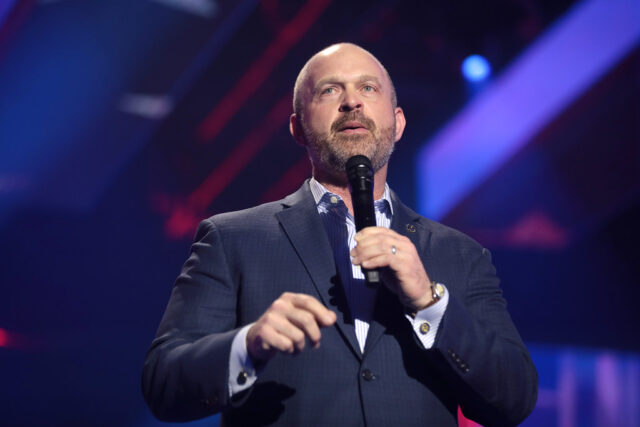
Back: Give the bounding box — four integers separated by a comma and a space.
142, 181, 537, 426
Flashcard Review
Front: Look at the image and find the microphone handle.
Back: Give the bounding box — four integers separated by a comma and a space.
363, 268, 380, 286
351, 186, 380, 287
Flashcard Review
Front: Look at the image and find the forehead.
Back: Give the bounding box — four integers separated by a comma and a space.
305, 46, 388, 87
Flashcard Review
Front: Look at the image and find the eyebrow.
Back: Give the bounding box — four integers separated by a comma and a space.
313, 74, 383, 93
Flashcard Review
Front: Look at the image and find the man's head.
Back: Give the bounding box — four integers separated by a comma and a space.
289, 43, 406, 184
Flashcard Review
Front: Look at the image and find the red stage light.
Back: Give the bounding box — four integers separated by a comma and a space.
0, 327, 9, 347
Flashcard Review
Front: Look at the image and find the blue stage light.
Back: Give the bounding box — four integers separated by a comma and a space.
461, 55, 491, 82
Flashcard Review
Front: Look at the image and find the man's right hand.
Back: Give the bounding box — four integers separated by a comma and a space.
246, 292, 337, 363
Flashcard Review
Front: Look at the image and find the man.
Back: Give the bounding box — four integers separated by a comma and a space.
142, 43, 538, 426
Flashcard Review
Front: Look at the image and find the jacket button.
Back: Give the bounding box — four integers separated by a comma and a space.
361, 369, 375, 381
237, 371, 248, 385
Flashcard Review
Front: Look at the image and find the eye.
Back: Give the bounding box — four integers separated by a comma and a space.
321, 87, 336, 95
362, 85, 376, 93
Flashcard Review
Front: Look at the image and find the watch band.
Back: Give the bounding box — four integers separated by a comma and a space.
407, 281, 445, 317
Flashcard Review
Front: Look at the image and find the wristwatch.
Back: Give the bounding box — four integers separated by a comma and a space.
407, 281, 445, 317
431, 281, 445, 303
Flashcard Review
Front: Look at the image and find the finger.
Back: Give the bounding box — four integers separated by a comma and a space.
264, 311, 307, 352
355, 226, 400, 240
285, 293, 337, 327
285, 308, 323, 348
355, 226, 387, 237
352, 238, 397, 259
360, 253, 395, 270
252, 322, 296, 355
352, 236, 406, 263
353, 229, 405, 250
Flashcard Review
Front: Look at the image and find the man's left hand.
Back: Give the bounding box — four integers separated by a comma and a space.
350, 227, 433, 311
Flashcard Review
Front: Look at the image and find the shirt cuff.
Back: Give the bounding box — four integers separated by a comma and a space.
404, 285, 449, 349
228, 323, 259, 396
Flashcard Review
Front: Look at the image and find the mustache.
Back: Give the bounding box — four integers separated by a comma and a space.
330, 111, 376, 133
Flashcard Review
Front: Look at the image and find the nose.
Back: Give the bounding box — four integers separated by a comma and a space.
339, 88, 362, 112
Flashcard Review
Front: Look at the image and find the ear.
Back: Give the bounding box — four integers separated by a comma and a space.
393, 107, 406, 143
289, 114, 306, 146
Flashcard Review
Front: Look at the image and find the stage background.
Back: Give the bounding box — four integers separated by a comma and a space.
0, 0, 638, 425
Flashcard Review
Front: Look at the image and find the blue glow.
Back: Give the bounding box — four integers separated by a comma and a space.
418, 0, 640, 220
522, 344, 640, 427
462, 55, 491, 82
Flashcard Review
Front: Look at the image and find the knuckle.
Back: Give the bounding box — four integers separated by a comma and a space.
281, 292, 294, 300
271, 299, 288, 311
262, 312, 277, 325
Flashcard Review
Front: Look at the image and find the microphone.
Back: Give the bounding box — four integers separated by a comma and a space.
346, 155, 380, 287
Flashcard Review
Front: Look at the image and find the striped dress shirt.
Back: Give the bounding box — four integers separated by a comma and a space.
309, 178, 392, 352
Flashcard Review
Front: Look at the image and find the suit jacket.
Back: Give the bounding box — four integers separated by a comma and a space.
142, 181, 537, 426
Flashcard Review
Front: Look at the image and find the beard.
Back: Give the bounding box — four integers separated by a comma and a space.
301, 111, 396, 179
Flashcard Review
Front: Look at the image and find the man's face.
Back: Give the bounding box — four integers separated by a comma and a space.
294, 45, 405, 179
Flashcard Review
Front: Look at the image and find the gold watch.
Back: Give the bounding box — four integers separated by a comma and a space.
407, 282, 445, 317
431, 281, 445, 302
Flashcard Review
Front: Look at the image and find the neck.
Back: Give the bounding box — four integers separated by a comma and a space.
313, 164, 388, 215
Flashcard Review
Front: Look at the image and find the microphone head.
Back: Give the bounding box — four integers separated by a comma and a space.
346, 155, 374, 192
345, 155, 372, 174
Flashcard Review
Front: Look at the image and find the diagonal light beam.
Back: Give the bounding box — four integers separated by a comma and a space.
196, 0, 332, 144
417, 0, 640, 220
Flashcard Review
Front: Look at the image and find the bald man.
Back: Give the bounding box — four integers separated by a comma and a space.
143, 43, 538, 427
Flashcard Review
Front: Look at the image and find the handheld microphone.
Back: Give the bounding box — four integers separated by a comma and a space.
346, 155, 380, 287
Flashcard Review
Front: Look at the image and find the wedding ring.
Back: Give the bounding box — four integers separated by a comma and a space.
391, 245, 397, 255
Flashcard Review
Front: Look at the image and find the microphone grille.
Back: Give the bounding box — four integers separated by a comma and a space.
345, 155, 372, 173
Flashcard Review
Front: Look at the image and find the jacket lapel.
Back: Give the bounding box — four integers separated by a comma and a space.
276, 181, 362, 359
363, 191, 432, 357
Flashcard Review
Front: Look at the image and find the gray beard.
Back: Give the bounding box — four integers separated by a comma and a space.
302, 121, 396, 178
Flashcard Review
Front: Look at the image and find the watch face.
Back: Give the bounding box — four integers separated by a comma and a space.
434, 283, 445, 298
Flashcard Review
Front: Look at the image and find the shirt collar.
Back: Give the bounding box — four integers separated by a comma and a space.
309, 177, 394, 215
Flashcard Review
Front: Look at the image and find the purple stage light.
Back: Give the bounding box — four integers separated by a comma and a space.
417, 0, 640, 221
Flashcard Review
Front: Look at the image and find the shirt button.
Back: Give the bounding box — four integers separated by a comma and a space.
237, 371, 248, 385
330, 196, 338, 204
361, 369, 375, 381
419, 322, 431, 334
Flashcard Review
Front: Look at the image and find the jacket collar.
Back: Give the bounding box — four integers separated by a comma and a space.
276, 180, 362, 359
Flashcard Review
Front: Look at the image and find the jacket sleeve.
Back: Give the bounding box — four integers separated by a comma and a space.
141, 219, 246, 422
431, 245, 538, 427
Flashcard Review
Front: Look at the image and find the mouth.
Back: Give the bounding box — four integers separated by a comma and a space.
337, 121, 369, 134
